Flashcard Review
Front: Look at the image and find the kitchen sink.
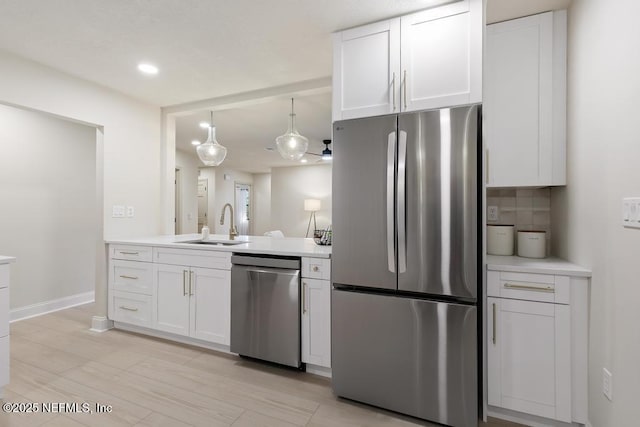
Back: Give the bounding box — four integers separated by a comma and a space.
176, 240, 247, 246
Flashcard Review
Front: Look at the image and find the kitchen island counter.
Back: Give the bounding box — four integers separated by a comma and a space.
106, 234, 331, 259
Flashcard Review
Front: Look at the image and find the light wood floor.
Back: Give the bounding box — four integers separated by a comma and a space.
2, 304, 522, 426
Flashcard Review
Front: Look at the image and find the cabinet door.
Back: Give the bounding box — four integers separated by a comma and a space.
301, 279, 331, 367
154, 264, 190, 336
332, 18, 400, 121
400, 0, 482, 111
488, 297, 571, 422
485, 11, 567, 187
190, 267, 231, 345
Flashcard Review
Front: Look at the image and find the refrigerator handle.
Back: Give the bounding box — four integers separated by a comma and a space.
397, 131, 407, 274
386, 132, 396, 273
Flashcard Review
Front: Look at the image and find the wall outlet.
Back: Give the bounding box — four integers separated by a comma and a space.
487, 205, 499, 221
126, 206, 135, 217
603, 368, 613, 401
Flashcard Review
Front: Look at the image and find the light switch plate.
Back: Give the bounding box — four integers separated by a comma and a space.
126, 206, 135, 217
622, 198, 640, 228
112, 205, 125, 218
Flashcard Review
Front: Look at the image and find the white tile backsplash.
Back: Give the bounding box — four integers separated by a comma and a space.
487, 187, 551, 255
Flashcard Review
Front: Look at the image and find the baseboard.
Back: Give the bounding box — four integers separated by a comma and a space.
488, 406, 588, 427
10, 291, 95, 322
306, 364, 332, 378
90, 315, 113, 332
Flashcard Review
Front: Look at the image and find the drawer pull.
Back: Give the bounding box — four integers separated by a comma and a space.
504, 283, 554, 293
312, 265, 320, 272
119, 251, 139, 255
119, 275, 139, 280
119, 306, 139, 312
302, 282, 307, 314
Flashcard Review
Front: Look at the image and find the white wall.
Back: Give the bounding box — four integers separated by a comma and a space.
252, 173, 272, 236
198, 167, 217, 232
551, 1, 640, 425
0, 105, 96, 309
270, 164, 332, 237
0, 51, 161, 320
214, 168, 253, 236
175, 149, 199, 234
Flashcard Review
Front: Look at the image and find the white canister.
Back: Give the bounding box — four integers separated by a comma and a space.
487, 225, 515, 256
517, 231, 547, 258
201, 225, 210, 240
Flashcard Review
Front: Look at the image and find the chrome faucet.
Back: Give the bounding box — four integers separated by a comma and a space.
220, 203, 238, 240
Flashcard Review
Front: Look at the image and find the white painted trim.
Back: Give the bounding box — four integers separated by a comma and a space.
114, 321, 231, 354
10, 291, 95, 322
488, 406, 587, 427
305, 364, 332, 378
90, 315, 113, 332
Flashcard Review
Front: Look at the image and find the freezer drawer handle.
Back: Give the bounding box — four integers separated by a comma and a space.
119, 275, 138, 280
119, 306, 139, 312
504, 283, 555, 293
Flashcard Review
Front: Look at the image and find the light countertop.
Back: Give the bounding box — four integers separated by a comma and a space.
106, 234, 332, 259
487, 255, 591, 277
0, 256, 16, 264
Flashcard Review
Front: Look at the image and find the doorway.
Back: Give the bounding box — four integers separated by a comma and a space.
197, 178, 208, 233
235, 183, 251, 236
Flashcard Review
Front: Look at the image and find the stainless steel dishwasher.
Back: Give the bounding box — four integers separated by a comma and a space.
230, 254, 301, 368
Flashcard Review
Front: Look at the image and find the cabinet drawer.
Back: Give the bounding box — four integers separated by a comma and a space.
0, 288, 8, 337
0, 336, 8, 388
109, 260, 153, 295
153, 247, 231, 270
110, 245, 152, 262
110, 291, 152, 328
487, 270, 569, 304
302, 258, 331, 280
0, 265, 8, 289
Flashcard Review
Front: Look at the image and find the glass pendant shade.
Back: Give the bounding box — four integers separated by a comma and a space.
196, 114, 227, 166
276, 98, 308, 161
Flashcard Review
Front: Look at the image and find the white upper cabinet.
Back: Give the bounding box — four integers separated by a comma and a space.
485, 10, 567, 187
332, 0, 482, 121
333, 19, 400, 121
401, 0, 482, 112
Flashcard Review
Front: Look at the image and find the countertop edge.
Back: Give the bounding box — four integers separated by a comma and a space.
486, 255, 592, 278
105, 236, 331, 259
0, 256, 16, 264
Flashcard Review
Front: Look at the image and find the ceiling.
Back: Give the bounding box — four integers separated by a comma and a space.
0, 0, 572, 174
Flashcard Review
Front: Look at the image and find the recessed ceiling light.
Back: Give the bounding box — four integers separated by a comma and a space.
199, 122, 210, 129
137, 63, 159, 75
191, 140, 201, 146
300, 158, 308, 163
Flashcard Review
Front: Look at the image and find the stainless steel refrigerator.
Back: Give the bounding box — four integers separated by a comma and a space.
331, 105, 481, 427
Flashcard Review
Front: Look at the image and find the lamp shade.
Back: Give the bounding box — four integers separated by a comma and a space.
304, 199, 321, 212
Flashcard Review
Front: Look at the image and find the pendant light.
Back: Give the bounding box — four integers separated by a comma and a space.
275, 98, 308, 161
196, 111, 227, 166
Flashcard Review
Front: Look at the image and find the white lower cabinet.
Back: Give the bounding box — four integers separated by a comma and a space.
155, 263, 230, 345
301, 278, 331, 367
0, 262, 12, 395
487, 267, 589, 425
488, 297, 570, 421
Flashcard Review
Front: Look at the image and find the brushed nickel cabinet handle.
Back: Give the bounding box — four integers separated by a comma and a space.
302, 282, 307, 314
189, 271, 195, 296
312, 265, 319, 272
492, 303, 496, 345
392, 72, 396, 111
119, 306, 138, 312
119, 275, 138, 280
183, 270, 188, 296
403, 70, 408, 110
504, 283, 555, 293
120, 251, 139, 255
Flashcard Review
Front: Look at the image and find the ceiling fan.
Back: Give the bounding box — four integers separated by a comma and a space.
304, 140, 332, 163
